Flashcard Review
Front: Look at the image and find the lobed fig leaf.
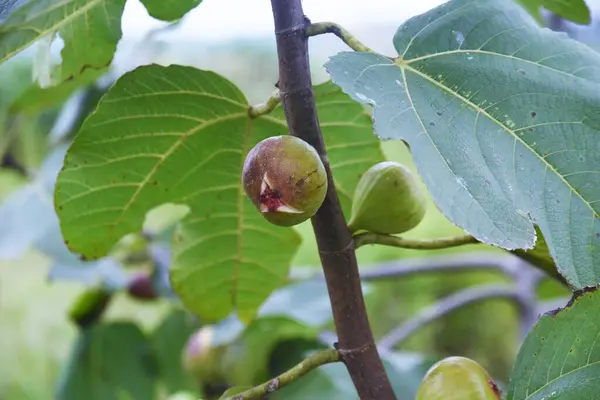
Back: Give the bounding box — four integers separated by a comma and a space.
416, 356, 501, 400
348, 161, 427, 234
242, 135, 328, 227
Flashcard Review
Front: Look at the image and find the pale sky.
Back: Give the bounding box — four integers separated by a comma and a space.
121, 0, 447, 42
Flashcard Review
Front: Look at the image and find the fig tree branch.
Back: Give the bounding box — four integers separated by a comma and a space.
357, 252, 533, 280
291, 252, 532, 281
269, 2, 396, 398
377, 284, 522, 351
248, 90, 281, 118
306, 22, 375, 53
222, 349, 341, 400
354, 232, 479, 250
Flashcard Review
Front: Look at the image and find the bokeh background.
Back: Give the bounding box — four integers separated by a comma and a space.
1, 0, 598, 398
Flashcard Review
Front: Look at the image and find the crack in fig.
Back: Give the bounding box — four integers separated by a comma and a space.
259, 173, 303, 214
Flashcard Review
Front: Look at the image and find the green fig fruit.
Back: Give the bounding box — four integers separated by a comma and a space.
182, 326, 226, 383
166, 391, 198, 400
416, 356, 502, 400
348, 161, 426, 234
242, 135, 328, 227
68, 286, 111, 328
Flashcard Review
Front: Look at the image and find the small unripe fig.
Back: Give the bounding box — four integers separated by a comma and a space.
182, 326, 224, 383
242, 135, 328, 226
416, 356, 501, 400
127, 273, 157, 301
348, 161, 426, 234
166, 391, 198, 400
68, 287, 111, 328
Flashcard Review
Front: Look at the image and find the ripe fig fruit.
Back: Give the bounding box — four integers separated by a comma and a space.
127, 273, 157, 301
242, 135, 328, 226
182, 326, 225, 383
416, 356, 502, 400
348, 161, 426, 234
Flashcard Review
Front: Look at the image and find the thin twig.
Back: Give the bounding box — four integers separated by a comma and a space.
306, 22, 375, 53
354, 232, 479, 250
222, 349, 341, 400
289, 252, 525, 281
269, 2, 396, 398
377, 284, 521, 351
248, 90, 281, 118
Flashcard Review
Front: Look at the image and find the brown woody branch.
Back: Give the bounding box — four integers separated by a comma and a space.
268, 1, 396, 399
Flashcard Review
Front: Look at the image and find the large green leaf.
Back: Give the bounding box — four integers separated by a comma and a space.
56, 322, 157, 400
511, 225, 566, 284
515, 0, 544, 23
516, 0, 591, 24
0, 0, 125, 82
55, 65, 384, 322
55, 64, 300, 322
140, 0, 202, 21
151, 308, 200, 395
325, 0, 600, 289
507, 288, 600, 399
0, 0, 26, 22
270, 81, 385, 215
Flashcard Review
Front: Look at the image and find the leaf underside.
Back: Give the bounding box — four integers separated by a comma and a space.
507, 288, 600, 399
325, 0, 600, 289
54, 64, 383, 322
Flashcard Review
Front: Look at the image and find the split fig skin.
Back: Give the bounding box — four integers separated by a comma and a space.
416, 356, 502, 400
348, 161, 427, 234
242, 135, 328, 227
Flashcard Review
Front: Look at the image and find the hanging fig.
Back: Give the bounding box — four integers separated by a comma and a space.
127, 273, 157, 301
416, 356, 502, 400
348, 161, 426, 234
67, 286, 111, 328
242, 135, 328, 227
182, 325, 226, 383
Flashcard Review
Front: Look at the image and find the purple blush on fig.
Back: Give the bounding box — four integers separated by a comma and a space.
242, 135, 327, 227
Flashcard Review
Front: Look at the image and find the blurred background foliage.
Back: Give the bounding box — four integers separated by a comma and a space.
1, 0, 596, 398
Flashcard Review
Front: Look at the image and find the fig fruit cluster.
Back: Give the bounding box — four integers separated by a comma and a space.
242, 135, 328, 227
416, 356, 502, 400
348, 161, 427, 234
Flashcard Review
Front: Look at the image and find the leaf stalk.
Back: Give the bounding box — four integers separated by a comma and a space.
248, 90, 282, 118
354, 232, 479, 250
306, 22, 375, 53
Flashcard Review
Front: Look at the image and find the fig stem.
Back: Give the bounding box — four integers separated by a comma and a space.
270, 2, 396, 399
248, 90, 282, 118
306, 22, 375, 54
354, 232, 479, 250
221, 349, 341, 400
